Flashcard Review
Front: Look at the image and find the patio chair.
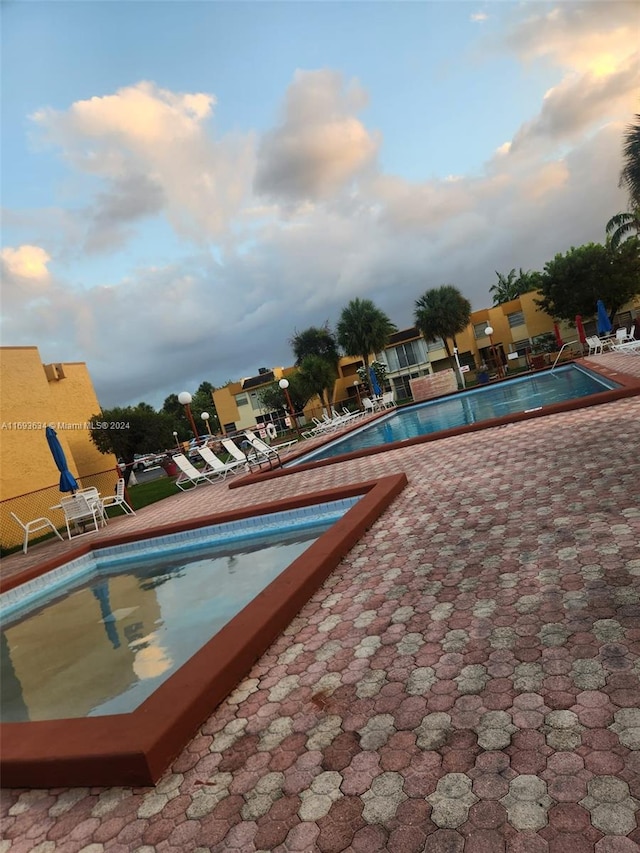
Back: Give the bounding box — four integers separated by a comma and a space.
242, 432, 281, 468
101, 478, 136, 516
172, 453, 218, 490
59, 493, 105, 539
196, 445, 245, 479
610, 339, 640, 354
585, 336, 604, 355
379, 391, 396, 409
361, 397, 377, 414
245, 429, 298, 453
10, 511, 64, 554
220, 438, 251, 470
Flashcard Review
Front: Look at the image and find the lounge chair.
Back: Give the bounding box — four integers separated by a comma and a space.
585, 336, 604, 355
378, 391, 396, 409
220, 438, 255, 471
10, 511, 64, 554
242, 433, 281, 468
361, 397, 377, 414
101, 478, 136, 516
196, 445, 245, 479
245, 429, 298, 453
610, 339, 640, 354
59, 493, 105, 539
172, 453, 218, 490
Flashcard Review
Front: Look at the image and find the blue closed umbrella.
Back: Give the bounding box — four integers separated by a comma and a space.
46, 426, 78, 492
369, 365, 382, 396
596, 300, 612, 335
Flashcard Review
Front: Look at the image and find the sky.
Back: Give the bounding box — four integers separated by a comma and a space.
1, 1, 638, 409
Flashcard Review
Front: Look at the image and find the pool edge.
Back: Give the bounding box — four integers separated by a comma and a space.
1, 473, 407, 788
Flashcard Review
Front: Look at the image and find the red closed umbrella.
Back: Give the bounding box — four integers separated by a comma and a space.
553, 323, 564, 348
575, 315, 587, 345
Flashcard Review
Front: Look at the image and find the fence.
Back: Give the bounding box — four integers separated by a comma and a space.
0, 467, 120, 553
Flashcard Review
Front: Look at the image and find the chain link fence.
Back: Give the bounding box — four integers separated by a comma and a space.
1, 468, 120, 554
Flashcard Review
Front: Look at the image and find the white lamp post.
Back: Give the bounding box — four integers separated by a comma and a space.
178, 391, 199, 440
172, 430, 180, 450
353, 380, 362, 408
453, 347, 465, 389
278, 378, 298, 431
201, 411, 212, 436
484, 326, 504, 379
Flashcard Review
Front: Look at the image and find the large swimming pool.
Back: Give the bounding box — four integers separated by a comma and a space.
0, 498, 357, 722
293, 364, 620, 464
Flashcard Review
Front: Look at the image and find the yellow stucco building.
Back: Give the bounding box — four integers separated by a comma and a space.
0, 347, 119, 552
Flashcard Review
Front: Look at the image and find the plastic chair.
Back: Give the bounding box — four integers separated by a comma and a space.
59, 494, 105, 539
10, 511, 64, 554
101, 478, 136, 516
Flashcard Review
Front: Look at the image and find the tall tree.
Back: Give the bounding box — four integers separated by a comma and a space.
89, 405, 175, 484
490, 268, 542, 306
619, 114, 640, 210
297, 354, 337, 413
290, 324, 339, 412
536, 241, 640, 322
190, 382, 221, 434
336, 298, 397, 369
414, 285, 472, 359
606, 210, 640, 250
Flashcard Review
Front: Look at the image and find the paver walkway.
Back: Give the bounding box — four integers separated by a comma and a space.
1, 355, 639, 852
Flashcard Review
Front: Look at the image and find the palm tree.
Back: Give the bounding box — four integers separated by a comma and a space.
606, 210, 640, 250
414, 284, 471, 359
619, 114, 640, 210
290, 324, 340, 413
336, 298, 397, 369
490, 268, 541, 306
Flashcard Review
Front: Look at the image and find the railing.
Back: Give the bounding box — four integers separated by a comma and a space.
550, 341, 579, 372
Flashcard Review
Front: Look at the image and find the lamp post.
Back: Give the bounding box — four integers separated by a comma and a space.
172, 431, 180, 450
353, 380, 362, 408
278, 378, 299, 432
484, 326, 504, 379
178, 391, 199, 440
453, 347, 466, 389
201, 411, 212, 436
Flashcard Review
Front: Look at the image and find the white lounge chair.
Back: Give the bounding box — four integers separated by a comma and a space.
196, 445, 245, 479
245, 429, 298, 453
101, 478, 136, 516
172, 453, 218, 490
242, 432, 281, 467
585, 336, 604, 355
361, 397, 377, 414
10, 511, 64, 554
220, 437, 250, 467
378, 391, 396, 409
610, 339, 640, 354
59, 493, 105, 539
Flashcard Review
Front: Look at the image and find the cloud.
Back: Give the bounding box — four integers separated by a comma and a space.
31, 81, 255, 247
1, 244, 51, 280
470, 12, 488, 23
254, 70, 379, 204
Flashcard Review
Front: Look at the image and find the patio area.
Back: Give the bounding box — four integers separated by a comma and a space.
1, 354, 639, 852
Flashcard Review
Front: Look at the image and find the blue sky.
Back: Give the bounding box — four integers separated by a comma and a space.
2, 1, 637, 407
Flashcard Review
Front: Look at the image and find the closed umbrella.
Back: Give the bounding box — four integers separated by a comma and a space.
596, 300, 612, 335
45, 426, 78, 492
369, 365, 382, 397
553, 323, 564, 348
575, 315, 587, 345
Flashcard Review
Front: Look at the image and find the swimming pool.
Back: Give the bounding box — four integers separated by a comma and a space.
1, 474, 407, 787
1, 499, 357, 722
292, 364, 621, 464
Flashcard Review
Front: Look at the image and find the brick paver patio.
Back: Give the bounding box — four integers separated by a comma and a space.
1, 354, 639, 852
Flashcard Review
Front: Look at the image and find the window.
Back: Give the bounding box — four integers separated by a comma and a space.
510, 338, 531, 356
474, 323, 489, 338
425, 338, 444, 352
235, 394, 249, 407
507, 311, 525, 328
249, 392, 263, 411
386, 339, 427, 371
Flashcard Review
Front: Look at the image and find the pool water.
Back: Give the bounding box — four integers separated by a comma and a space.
295, 364, 619, 463
1, 500, 356, 722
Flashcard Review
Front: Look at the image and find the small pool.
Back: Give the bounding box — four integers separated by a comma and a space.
1, 499, 357, 723
292, 364, 620, 464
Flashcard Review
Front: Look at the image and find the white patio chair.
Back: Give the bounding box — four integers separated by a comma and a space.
172, 453, 218, 490
241, 433, 281, 468
220, 438, 251, 470
10, 511, 64, 554
101, 478, 136, 516
361, 397, 377, 414
196, 445, 245, 479
59, 494, 104, 539
245, 429, 298, 453
610, 339, 640, 354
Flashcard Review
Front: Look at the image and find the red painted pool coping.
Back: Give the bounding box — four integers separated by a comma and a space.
230, 359, 640, 487
1, 474, 407, 788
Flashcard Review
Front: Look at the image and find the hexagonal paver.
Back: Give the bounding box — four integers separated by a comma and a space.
609, 707, 640, 749
500, 775, 552, 830
426, 773, 478, 829
361, 771, 407, 823
475, 711, 517, 750
580, 776, 639, 835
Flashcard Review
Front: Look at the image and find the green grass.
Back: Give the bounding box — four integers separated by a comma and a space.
126, 477, 178, 510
